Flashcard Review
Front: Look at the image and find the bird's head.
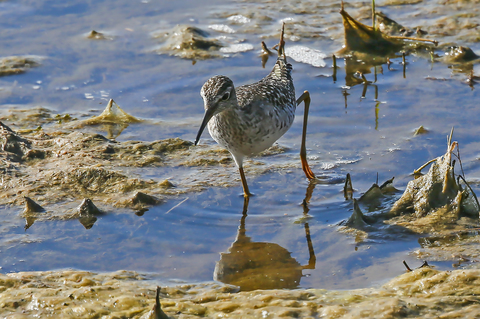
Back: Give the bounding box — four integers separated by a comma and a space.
195, 75, 237, 145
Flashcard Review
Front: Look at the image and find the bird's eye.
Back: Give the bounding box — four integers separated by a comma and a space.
221, 92, 230, 101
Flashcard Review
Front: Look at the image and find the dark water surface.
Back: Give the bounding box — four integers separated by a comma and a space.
1, 0, 480, 291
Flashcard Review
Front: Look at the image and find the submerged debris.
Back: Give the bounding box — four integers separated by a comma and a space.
359, 181, 385, 207
413, 125, 429, 136
260, 41, 274, 68
66, 99, 141, 139
441, 45, 480, 64
73, 198, 102, 229
344, 173, 353, 200
375, 11, 413, 37
117, 192, 164, 210
131, 192, 162, 206
159, 179, 175, 189
339, 176, 398, 235
87, 30, 111, 40
338, 6, 403, 56
355, 177, 398, 211
389, 136, 480, 220
22, 197, 46, 230
339, 199, 375, 230
337, 4, 436, 56
0, 121, 31, 162
0, 56, 41, 76
402, 260, 430, 272
154, 25, 223, 60
339, 131, 479, 241
22, 197, 45, 216
76, 99, 141, 126
75, 198, 102, 217
140, 287, 170, 319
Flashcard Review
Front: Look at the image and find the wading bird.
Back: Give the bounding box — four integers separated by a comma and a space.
195, 23, 315, 198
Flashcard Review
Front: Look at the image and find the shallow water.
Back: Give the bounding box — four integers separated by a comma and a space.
1, 0, 480, 294
0, 179, 422, 290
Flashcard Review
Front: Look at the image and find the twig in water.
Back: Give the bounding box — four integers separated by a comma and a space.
453, 143, 466, 178
447, 127, 454, 147
457, 174, 480, 211
344, 173, 353, 200
165, 197, 189, 214
372, 0, 376, 30
389, 35, 438, 46
403, 260, 413, 272
261, 41, 272, 55
403, 260, 430, 272
332, 54, 338, 82
413, 158, 437, 175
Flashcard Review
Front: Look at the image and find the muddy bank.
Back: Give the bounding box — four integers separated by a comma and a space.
0, 267, 479, 318
0, 105, 292, 219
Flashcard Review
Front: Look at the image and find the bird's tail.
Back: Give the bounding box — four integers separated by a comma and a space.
278, 22, 287, 61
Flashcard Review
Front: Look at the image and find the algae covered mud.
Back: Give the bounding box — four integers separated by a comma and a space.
1, 0, 480, 317
1, 268, 480, 318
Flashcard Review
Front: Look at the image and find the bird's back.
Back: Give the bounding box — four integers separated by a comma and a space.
237, 57, 295, 113
208, 56, 296, 157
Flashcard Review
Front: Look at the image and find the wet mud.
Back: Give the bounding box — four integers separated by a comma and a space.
0, 102, 291, 221
0, 267, 479, 318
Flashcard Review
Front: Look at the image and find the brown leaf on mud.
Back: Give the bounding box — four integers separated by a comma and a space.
337, 4, 437, 56
338, 5, 403, 56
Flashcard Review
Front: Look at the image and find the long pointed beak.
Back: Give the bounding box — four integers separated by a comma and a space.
194, 107, 216, 146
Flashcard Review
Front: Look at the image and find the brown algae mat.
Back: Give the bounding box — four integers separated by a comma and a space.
0, 101, 288, 219
0, 267, 479, 318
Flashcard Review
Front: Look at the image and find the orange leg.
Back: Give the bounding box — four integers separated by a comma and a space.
297, 90, 316, 180
239, 166, 252, 197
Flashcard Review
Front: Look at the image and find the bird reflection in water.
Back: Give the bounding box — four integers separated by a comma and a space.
214, 186, 317, 291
